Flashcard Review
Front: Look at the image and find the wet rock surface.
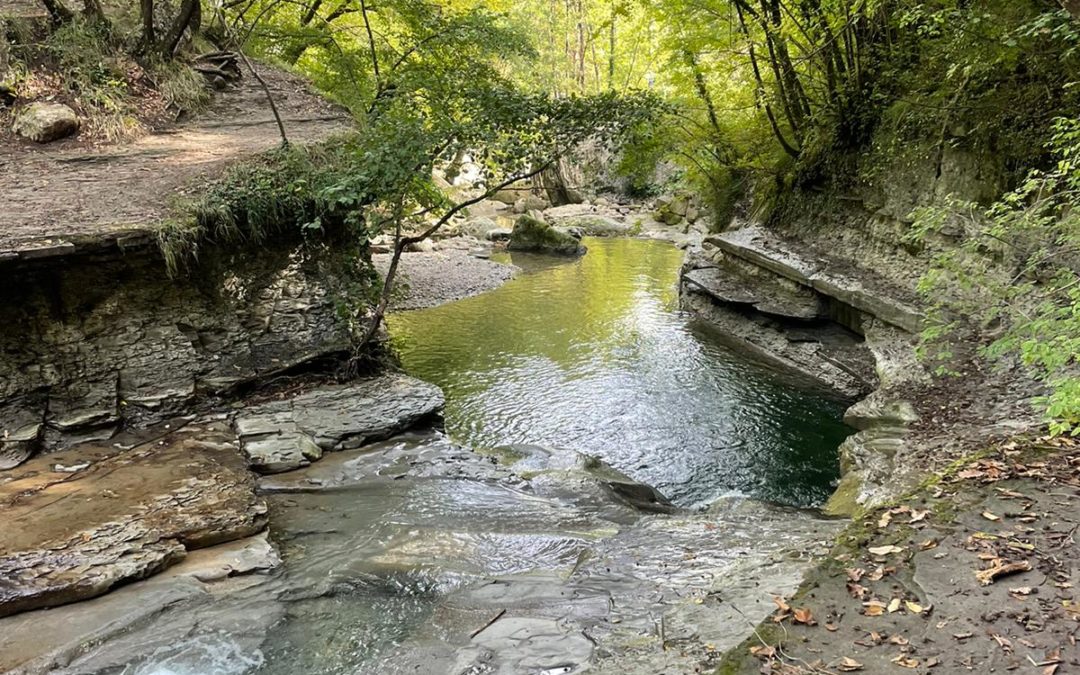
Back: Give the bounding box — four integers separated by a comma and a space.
235, 374, 444, 473
0, 431, 842, 675
0, 421, 267, 618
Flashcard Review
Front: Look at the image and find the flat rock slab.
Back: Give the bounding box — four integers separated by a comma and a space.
0, 422, 267, 618
0, 533, 281, 675
682, 266, 822, 320
707, 225, 924, 332
235, 374, 445, 473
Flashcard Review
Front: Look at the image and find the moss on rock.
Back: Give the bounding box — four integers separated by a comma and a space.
507, 215, 586, 256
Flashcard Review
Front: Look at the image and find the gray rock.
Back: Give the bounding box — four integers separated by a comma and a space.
491, 444, 674, 515
0, 424, 267, 618
462, 216, 499, 239
563, 215, 629, 237
405, 238, 435, 253
12, 102, 79, 143
235, 374, 444, 473
507, 215, 586, 256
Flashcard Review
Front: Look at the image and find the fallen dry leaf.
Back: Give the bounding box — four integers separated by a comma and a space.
825, 622, 839, 632
848, 582, 869, 600
975, 559, 1033, 586
904, 601, 924, 614
749, 645, 775, 659
866, 565, 890, 581
863, 600, 887, 617
793, 607, 816, 625
846, 567, 866, 582
982, 511, 1001, 522
909, 509, 929, 523
991, 633, 1013, 653
887, 598, 902, 613
891, 655, 920, 668
838, 656, 864, 672
888, 635, 910, 646
868, 544, 905, 556
772, 595, 791, 613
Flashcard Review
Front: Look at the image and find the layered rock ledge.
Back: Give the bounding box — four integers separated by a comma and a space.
681, 223, 927, 513
0, 421, 267, 617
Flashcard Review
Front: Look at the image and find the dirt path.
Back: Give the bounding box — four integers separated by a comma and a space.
0, 63, 353, 259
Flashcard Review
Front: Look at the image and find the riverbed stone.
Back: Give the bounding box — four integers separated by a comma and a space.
562, 214, 630, 237
0, 423, 267, 618
507, 215, 586, 256
235, 374, 444, 473
490, 444, 675, 518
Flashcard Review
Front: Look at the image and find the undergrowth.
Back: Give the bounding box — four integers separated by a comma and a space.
159, 137, 363, 274
5, 16, 210, 142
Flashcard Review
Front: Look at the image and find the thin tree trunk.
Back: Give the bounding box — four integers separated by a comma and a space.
40, 0, 73, 24
239, 51, 289, 146
140, 0, 155, 48
736, 1, 800, 158
608, 4, 615, 90
164, 0, 200, 57
359, 0, 380, 92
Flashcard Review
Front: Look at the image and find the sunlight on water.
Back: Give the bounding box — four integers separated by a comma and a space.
388, 238, 852, 507
125, 634, 264, 675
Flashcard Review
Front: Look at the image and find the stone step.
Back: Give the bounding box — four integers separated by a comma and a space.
705, 225, 924, 333
682, 265, 823, 321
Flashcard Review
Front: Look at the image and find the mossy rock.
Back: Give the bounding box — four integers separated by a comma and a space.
507, 215, 586, 256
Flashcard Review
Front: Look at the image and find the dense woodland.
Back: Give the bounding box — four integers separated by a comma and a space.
4, 0, 1079, 430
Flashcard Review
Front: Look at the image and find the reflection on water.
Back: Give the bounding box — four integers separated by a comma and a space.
388, 238, 852, 507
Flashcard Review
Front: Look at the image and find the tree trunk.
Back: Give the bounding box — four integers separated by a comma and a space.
140, 0, 155, 48
1061, 0, 1080, 22
40, 0, 73, 25
163, 0, 200, 57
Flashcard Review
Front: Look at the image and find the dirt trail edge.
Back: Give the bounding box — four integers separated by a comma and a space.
0, 63, 353, 260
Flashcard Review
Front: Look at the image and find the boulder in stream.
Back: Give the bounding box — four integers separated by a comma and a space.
507, 214, 586, 256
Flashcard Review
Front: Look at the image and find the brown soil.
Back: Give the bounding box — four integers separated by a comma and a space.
0, 62, 352, 258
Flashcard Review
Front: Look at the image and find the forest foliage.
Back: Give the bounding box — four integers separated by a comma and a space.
9, 0, 1079, 429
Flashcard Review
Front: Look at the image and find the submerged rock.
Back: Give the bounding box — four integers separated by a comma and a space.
507, 214, 586, 256
235, 374, 444, 473
488, 444, 675, 518
0, 423, 267, 618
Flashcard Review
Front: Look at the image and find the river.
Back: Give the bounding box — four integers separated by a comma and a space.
389, 237, 851, 507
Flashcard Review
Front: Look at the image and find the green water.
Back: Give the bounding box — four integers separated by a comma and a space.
388, 237, 851, 507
